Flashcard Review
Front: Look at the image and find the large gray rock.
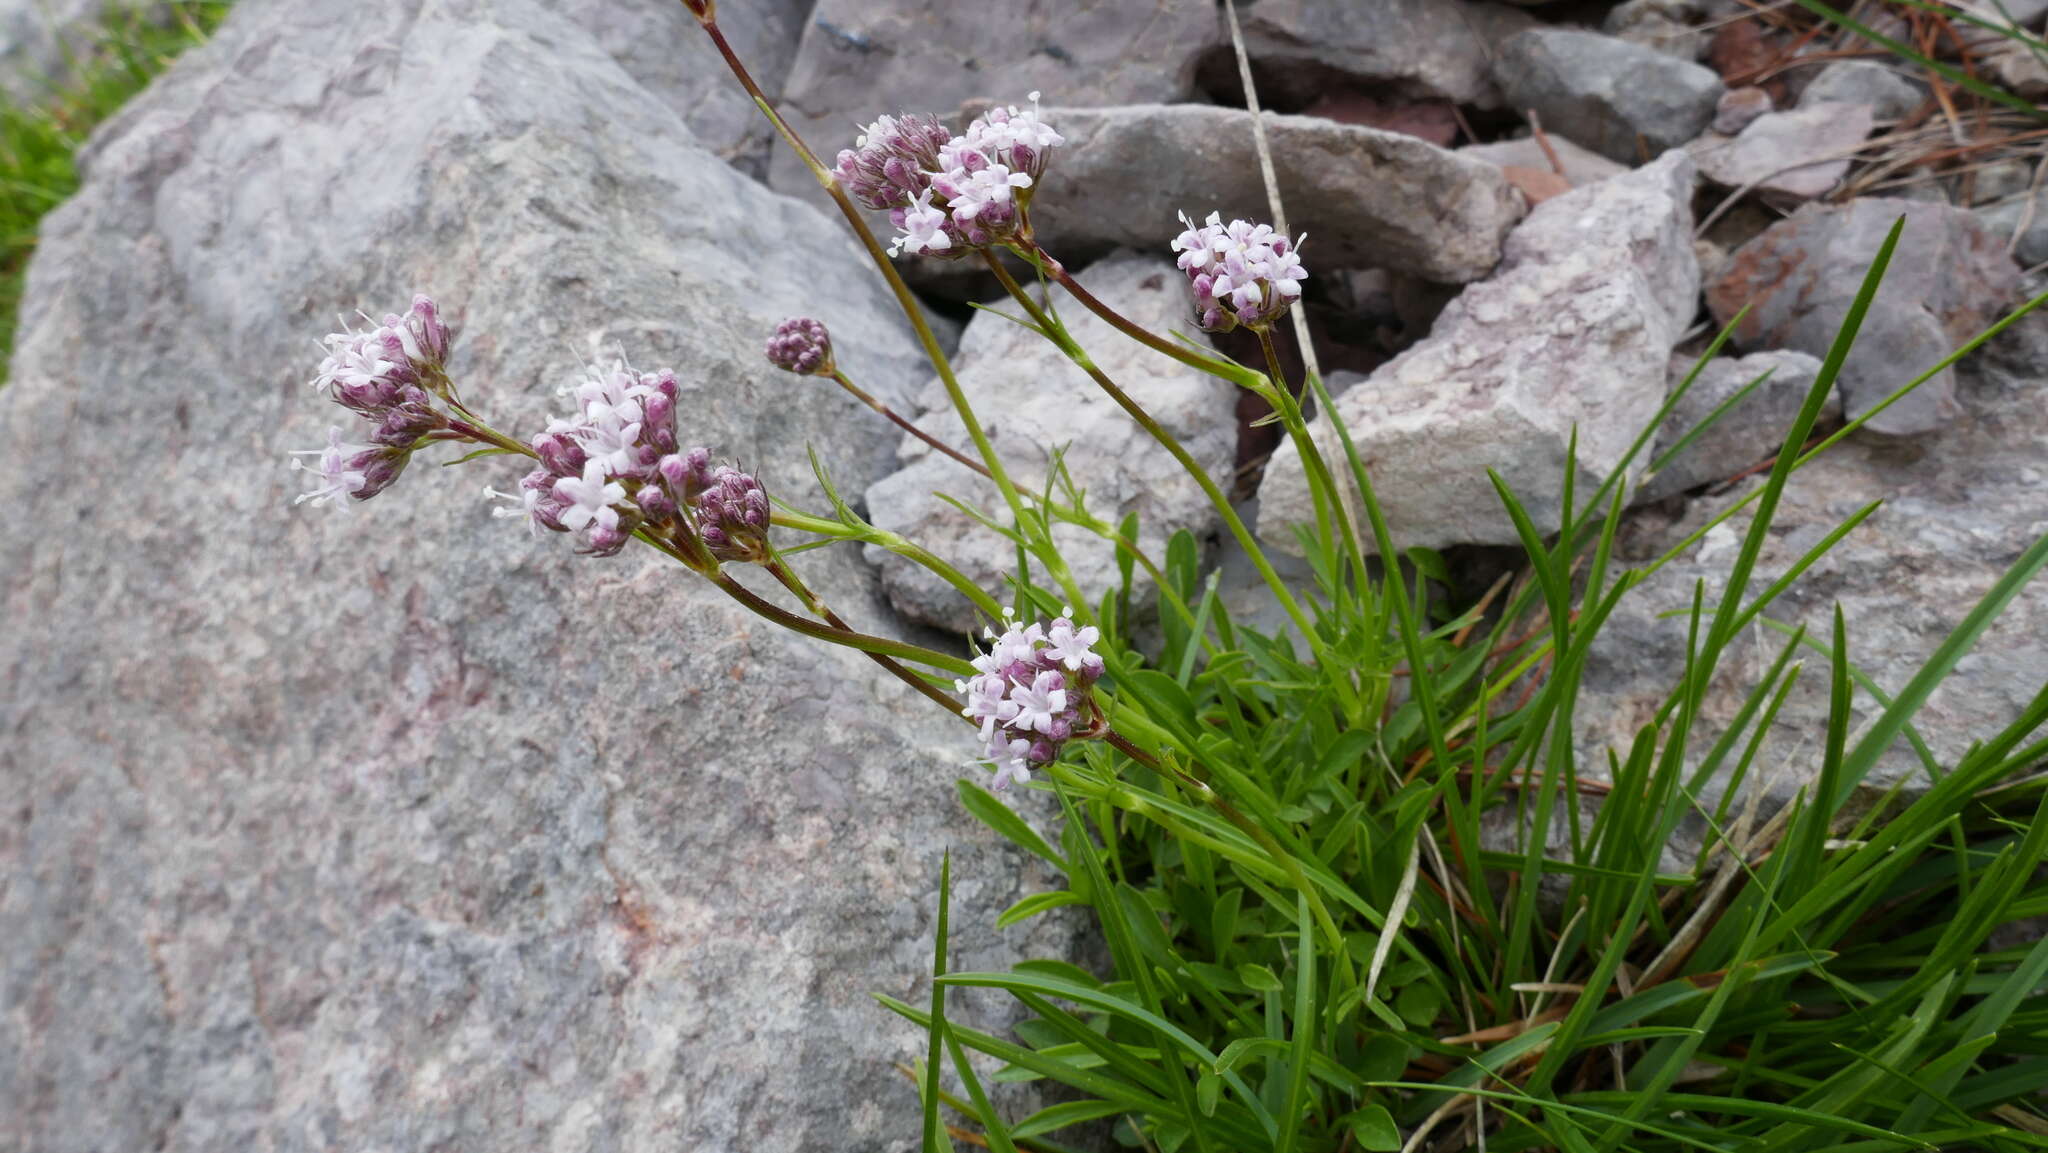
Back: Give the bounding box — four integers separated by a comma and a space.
1258, 152, 1701, 554
1580, 359, 2048, 809
1640, 350, 1833, 501
560, 0, 808, 177
1706, 199, 2021, 437
863, 254, 1235, 635
1687, 102, 1872, 202
770, 0, 1216, 194
1025, 104, 1527, 285
1237, 0, 1535, 108
1494, 28, 1725, 163
0, 2, 1083, 1151
1797, 60, 1926, 121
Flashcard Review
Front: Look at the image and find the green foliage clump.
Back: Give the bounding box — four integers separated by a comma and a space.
897, 227, 2048, 1153
0, 2, 226, 385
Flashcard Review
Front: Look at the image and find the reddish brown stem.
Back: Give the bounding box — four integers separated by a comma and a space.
828, 369, 991, 478
763, 558, 969, 720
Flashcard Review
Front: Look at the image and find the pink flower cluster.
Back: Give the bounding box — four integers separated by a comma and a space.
833, 95, 1064, 259
292, 296, 454, 509
957, 611, 1105, 791
1169, 212, 1308, 333
480, 365, 759, 564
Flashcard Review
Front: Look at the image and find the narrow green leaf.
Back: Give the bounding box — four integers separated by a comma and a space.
923, 850, 952, 1153
995, 890, 1088, 929
1277, 893, 1316, 1153
957, 779, 1067, 870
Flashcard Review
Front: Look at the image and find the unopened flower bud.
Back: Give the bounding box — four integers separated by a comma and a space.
659, 447, 714, 503
764, 317, 834, 376
405, 295, 450, 367
353, 446, 410, 500
691, 464, 771, 563
582, 522, 633, 558
636, 482, 677, 524
533, 431, 586, 477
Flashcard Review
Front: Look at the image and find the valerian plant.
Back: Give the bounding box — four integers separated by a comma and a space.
290, 1, 2048, 1150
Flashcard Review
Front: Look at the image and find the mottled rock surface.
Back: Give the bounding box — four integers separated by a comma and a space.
1581, 358, 2048, 807
864, 254, 1233, 634
1259, 152, 1700, 554
1706, 199, 2020, 437
1237, 0, 1534, 107
1640, 350, 1832, 501
0, 2, 1084, 1151
770, 0, 1216, 193
1495, 28, 1725, 163
1026, 104, 1527, 284
561, 0, 808, 177
1688, 102, 1871, 202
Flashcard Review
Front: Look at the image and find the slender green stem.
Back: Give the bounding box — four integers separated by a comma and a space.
827, 368, 991, 478
1024, 242, 1264, 390
981, 251, 1326, 658
697, 19, 1038, 542
766, 556, 970, 718
1255, 327, 1359, 575
697, 17, 1106, 623
709, 568, 976, 675
771, 509, 1009, 622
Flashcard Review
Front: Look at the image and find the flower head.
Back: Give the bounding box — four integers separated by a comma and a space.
494, 362, 682, 554
834, 112, 952, 211
534, 362, 679, 487
843, 95, 1064, 259
765, 317, 833, 376
693, 464, 771, 563
959, 609, 1104, 793
312, 295, 452, 408
292, 294, 455, 510
1169, 212, 1307, 333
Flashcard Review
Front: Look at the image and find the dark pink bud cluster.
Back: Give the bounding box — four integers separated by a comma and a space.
834, 113, 952, 211
693, 465, 771, 563
764, 317, 833, 376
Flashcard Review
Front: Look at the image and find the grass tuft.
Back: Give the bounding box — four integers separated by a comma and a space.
0, 1, 225, 386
